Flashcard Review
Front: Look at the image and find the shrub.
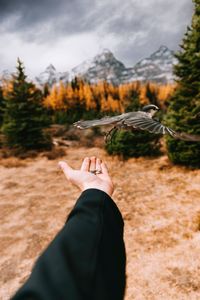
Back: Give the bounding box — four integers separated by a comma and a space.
105, 129, 161, 159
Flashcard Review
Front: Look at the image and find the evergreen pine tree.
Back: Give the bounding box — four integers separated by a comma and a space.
166, 0, 200, 167
0, 85, 5, 127
43, 83, 50, 98
2, 59, 52, 151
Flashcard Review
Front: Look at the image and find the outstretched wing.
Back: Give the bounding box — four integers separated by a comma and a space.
73, 115, 121, 129
124, 117, 200, 141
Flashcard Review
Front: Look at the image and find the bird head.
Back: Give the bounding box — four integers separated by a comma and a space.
142, 104, 159, 117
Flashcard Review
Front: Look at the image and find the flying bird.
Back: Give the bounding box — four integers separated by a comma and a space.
73, 104, 200, 142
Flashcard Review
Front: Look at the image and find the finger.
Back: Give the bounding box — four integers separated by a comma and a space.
90, 156, 96, 172
58, 161, 73, 180
81, 157, 90, 172
101, 162, 109, 177
96, 158, 102, 172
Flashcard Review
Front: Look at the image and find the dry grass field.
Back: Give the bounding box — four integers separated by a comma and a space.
0, 145, 200, 300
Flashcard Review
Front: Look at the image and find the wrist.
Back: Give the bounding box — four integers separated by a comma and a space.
82, 184, 113, 197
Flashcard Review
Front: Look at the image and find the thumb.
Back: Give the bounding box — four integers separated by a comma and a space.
58, 161, 73, 180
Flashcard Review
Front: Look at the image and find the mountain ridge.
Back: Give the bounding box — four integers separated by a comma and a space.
1, 46, 177, 86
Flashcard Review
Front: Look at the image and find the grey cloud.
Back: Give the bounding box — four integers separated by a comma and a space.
103, 0, 194, 65
0, 0, 193, 36
0, 0, 194, 42
104, 0, 193, 38
0, 0, 195, 72
0, 0, 101, 40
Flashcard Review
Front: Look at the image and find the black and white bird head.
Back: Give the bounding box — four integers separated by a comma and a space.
142, 104, 159, 117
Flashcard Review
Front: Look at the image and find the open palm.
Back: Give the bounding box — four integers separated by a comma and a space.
59, 157, 114, 197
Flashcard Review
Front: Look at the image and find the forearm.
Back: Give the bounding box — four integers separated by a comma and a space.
11, 189, 111, 300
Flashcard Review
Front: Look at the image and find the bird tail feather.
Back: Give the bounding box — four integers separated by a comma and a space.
173, 131, 200, 141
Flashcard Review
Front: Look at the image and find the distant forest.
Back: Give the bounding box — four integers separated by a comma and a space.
1, 75, 175, 124
44, 79, 175, 113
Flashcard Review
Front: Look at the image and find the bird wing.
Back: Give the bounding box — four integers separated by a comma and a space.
124, 117, 200, 141
73, 115, 122, 129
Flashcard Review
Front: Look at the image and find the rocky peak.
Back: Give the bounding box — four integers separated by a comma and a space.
150, 45, 174, 60
45, 64, 56, 73
36, 64, 69, 86
94, 49, 125, 68
70, 49, 126, 84
0, 69, 11, 83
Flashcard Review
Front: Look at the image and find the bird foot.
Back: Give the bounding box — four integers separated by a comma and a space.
104, 127, 118, 144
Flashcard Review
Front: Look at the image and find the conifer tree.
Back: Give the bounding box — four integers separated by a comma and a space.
2, 59, 52, 150
43, 83, 50, 98
166, 0, 200, 167
0, 86, 5, 127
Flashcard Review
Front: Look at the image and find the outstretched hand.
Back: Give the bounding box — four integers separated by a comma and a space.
58, 156, 114, 197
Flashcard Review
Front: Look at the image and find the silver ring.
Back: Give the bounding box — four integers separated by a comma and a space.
90, 170, 96, 174
95, 170, 102, 175
90, 169, 102, 175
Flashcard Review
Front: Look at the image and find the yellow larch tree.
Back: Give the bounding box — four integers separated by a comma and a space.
44, 85, 59, 110
83, 83, 96, 110
57, 81, 68, 110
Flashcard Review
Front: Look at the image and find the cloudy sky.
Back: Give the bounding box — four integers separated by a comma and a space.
0, 0, 194, 77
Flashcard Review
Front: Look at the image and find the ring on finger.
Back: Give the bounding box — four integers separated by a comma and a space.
90, 169, 102, 175
95, 169, 102, 174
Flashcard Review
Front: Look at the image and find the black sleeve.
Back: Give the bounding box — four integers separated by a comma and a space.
11, 189, 126, 300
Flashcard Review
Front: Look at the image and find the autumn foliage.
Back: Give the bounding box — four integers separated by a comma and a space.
1, 74, 175, 125
1, 75, 175, 113
42, 78, 175, 123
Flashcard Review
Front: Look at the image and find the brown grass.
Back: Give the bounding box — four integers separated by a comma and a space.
0, 158, 28, 168
0, 146, 200, 300
41, 146, 67, 160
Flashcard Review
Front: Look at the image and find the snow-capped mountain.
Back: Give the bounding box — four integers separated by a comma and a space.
35, 64, 69, 86
132, 45, 177, 83
0, 69, 12, 83
70, 49, 127, 85
1, 46, 177, 86
69, 46, 176, 84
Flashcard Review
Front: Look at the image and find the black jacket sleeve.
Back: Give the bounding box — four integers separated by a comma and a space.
11, 189, 126, 300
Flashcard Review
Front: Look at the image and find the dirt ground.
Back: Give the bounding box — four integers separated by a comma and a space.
0, 146, 200, 300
